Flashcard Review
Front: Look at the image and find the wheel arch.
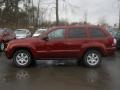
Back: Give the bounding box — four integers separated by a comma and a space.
83, 47, 103, 58
12, 47, 34, 59
82, 47, 103, 68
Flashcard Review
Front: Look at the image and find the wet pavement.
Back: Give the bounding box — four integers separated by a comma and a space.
0, 51, 120, 90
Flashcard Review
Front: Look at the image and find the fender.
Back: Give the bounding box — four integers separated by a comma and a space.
81, 42, 106, 56
6, 42, 36, 59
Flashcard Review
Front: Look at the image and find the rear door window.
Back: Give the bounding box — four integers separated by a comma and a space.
68, 28, 86, 38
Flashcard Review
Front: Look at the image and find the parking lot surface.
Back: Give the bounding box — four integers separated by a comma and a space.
0, 51, 120, 90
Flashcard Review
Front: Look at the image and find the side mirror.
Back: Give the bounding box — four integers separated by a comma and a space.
42, 36, 49, 41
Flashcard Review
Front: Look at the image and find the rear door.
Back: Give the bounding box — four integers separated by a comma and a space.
65, 27, 88, 58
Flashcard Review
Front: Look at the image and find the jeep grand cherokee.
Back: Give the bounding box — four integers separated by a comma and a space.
5, 25, 116, 68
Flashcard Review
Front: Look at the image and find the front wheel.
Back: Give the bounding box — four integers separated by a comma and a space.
13, 50, 32, 68
83, 50, 102, 68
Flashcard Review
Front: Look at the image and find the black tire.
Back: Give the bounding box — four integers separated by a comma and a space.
13, 50, 32, 68
83, 50, 102, 68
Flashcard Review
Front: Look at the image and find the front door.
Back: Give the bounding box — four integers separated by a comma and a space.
46, 28, 68, 58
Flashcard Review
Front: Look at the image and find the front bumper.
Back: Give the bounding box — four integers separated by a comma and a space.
4, 47, 13, 59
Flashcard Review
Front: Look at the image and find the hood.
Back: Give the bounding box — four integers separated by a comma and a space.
9, 37, 42, 45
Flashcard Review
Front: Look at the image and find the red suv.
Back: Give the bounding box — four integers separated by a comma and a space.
0, 28, 16, 51
5, 25, 116, 68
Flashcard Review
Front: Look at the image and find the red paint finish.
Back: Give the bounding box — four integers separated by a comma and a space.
5, 25, 116, 59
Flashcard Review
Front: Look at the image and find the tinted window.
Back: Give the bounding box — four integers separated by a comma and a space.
90, 28, 105, 37
68, 28, 86, 38
48, 29, 64, 40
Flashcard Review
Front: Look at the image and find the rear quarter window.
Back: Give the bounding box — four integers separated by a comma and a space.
89, 28, 106, 38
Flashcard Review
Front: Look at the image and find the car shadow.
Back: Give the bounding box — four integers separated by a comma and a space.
29, 60, 85, 68
0, 52, 2, 56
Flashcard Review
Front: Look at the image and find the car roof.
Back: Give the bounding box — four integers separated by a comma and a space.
45, 25, 102, 33
49, 25, 103, 30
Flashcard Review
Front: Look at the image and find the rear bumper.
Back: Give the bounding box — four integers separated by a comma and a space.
104, 47, 116, 56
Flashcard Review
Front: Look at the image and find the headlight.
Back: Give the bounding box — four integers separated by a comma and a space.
0, 43, 5, 51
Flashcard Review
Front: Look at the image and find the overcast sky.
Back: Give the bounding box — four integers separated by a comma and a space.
33, 0, 119, 26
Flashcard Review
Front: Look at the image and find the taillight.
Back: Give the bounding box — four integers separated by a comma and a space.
112, 38, 117, 46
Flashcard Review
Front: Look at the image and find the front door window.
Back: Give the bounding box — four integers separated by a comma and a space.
48, 29, 64, 40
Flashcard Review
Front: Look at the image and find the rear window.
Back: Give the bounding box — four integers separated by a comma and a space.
90, 28, 105, 37
68, 28, 86, 38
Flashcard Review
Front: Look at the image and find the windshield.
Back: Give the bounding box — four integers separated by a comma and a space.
15, 30, 26, 34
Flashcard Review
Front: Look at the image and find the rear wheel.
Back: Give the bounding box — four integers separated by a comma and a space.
83, 50, 102, 68
13, 50, 32, 68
